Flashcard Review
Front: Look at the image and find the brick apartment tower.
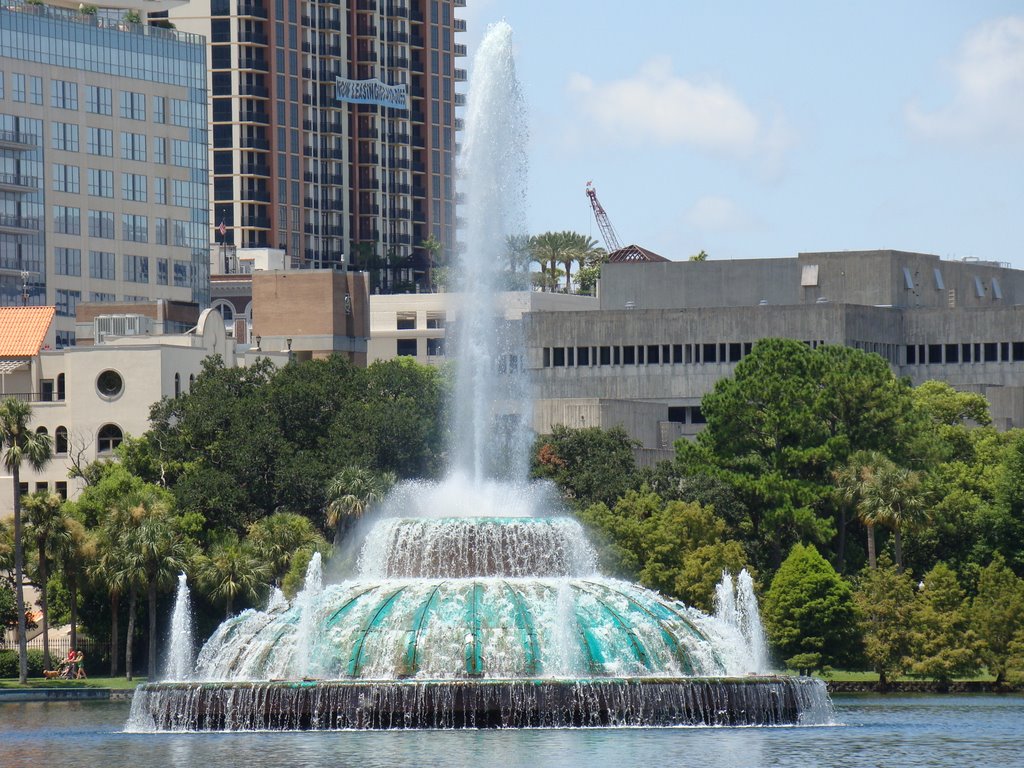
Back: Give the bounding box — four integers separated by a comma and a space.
166, 0, 465, 286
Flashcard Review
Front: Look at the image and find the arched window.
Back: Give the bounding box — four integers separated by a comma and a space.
97, 424, 123, 453
55, 426, 68, 455
56, 373, 65, 401
174, 372, 180, 397
214, 301, 234, 322
188, 373, 195, 391
35, 426, 48, 436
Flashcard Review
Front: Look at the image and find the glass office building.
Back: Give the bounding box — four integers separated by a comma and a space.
0, 2, 209, 344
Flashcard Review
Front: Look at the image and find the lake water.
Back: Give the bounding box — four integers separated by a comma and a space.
1, 694, 1021, 768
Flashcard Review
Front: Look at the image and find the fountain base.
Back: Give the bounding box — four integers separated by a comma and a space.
128, 676, 831, 730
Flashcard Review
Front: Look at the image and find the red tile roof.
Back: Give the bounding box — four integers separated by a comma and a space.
0, 306, 56, 357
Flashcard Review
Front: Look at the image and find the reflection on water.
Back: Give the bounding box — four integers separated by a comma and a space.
0, 696, 1022, 768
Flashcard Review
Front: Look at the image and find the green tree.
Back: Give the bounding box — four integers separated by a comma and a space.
532, 425, 640, 508
907, 562, 978, 683
853, 555, 916, 687
762, 543, 860, 672
247, 512, 329, 585
56, 518, 92, 652
1, 398, 53, 683
197, 533, 271, 617
971, 554, 1024, 685
420, 234, 443, 292
689, 250, 708, 262
22, 491, 71, 670
991, 431, 1024, 571
859, 461, 927, 571
325, 466, 395, 546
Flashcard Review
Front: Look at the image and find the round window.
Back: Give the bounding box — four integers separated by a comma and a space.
96, 369, 124, 398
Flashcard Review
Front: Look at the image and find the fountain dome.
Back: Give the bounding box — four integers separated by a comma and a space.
191, 518, 731, 682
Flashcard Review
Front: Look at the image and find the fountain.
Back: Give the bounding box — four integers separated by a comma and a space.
163, 573, 194, 683
127, 21, 833, 730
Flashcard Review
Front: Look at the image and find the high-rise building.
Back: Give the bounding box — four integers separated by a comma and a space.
165, 0, 464, 288
0, 1, 210, 345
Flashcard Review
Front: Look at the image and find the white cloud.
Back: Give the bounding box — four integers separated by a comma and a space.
906, 16, 1024, 143
567, 57, 791, 167
684, 196, 759, 233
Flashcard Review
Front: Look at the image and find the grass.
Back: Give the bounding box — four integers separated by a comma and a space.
0, 676, 147, 690
799, 669, 999, 683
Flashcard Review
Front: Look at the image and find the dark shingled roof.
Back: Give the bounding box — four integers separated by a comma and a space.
606, 244, 670, 263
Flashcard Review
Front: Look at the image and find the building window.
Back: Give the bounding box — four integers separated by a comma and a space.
86, 85, 112, 115
12, 73, 25, 102
51, 122, 79, 152
55, 481, 68, 500
50, 80, 78, 110
87, 168, 113, 197
88, 210, 114, 239
155, 218, 167, 245
87, 127, 113, 156
53, 205, 81, 235
29, 76, 42, 105
427, 338, 444, 356
152, 95, 165, 124
123, 254, 149, 283
56, 374, 65, 401
173, 261, 189, 287
120, 91, 146, 120
54, 247, 82, 276
89, 250, 115, 280
97, 424, 123, 453
55, 289, 80, 318
96, 370, 124, 399
174, 373, 180, 397
154, 137, 166, 165
122, 214, 148, 243
52, 164, 79, 193
121, 173, 148, 203
157, 258, 169, 285
55, 331, 75, 349
396, 339, 418, 356
55, 426, 68, 454
120, 132, 147, 162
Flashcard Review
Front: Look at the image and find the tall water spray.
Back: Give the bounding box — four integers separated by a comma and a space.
164, 573, 194, 682
452, 21, 530, 484
714, 569, 769, 674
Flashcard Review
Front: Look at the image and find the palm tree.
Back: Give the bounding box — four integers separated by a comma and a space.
247, 511, 328, 584
325, 467, 396, 546
89, 532, 131, 677
859, 461, 927, 572
529, 231, 570, 292
197, 532, 271, 617
561, 232, 604, 294
834, 451, 887, 569
58, 518, 93, 653
132, 499, 191, 680
1, 398, 53, 683
22, 491, 71, 671
420, 234, 443, 292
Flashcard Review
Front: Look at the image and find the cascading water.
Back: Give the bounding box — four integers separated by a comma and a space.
127, 22, 835, 731
163, 573, 194, 682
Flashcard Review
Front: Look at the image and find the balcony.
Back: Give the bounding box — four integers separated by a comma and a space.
355, 0, 377, 9
387, 30, 408, 43
386, 3, 409, 17
237, 1, 268, 19
241, 216, 271, 229
240, 136, 270, 151
358, 177, 380, 189
358, 153, 380, 164
0, 173, 39, 192
410, 33, 424, 48
0, 129, 36, 150
454, 43, 467, 57
356, 22, 377, 36
239, 163, 271, 176
0, 215, 41, 234
454, 93, 466, 106
241, 189, 271, 203
239, 110, 270, 124
239, 56, 270, 72
239, 82, 269, 98
238, 29, 268, 46
389, 157, 411, 170
454, 68, 467, 82
454, 18, 467, 32
388, 131, 410, 144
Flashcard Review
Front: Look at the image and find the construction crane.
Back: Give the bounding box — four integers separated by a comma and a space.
585, 181, 622, 253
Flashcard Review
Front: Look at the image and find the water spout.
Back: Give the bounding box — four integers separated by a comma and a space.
163, 573, 194, 682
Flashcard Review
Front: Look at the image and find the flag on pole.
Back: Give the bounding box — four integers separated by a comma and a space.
218, 220, 227, 238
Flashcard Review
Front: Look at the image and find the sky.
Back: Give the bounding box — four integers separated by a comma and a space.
458, 1, 1024, 268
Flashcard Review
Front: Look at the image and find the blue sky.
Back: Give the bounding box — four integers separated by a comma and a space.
460, 1, 1024, 267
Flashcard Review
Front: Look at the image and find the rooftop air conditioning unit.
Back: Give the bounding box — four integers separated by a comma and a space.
95, 314, 152, 342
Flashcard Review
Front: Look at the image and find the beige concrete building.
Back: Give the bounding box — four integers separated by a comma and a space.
0, 304, 269, 518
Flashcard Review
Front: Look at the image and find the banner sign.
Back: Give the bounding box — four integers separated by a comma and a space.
335, 77, 409, 110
